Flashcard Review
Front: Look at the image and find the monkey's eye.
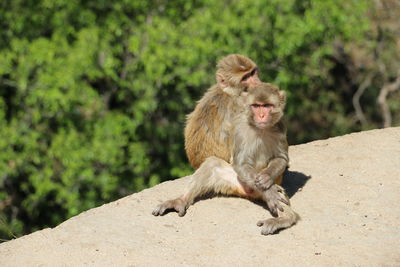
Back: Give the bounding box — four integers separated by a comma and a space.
262, 104, 274, 108
242, 68, 257, 82
251, 103, 274, 108
241, 73, 251, 82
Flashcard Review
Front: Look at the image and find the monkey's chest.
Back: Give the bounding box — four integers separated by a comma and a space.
250, 137, 280, 171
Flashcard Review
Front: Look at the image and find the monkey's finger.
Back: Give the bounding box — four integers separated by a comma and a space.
270, 200, 285, 212
277, 205, 284, 212
278, 192, 290, 205
261, 226, 276, 235
152, 206, 161, 216
257, 220, 265, 227
268, 204, 279, 216
255, 178, 265, 184
260, 218, 279, 235
157, 205, 169, 216
279, 197, 289, 206
255, 181, 264, 188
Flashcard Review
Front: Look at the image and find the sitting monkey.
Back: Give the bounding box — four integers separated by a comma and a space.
231, 83, 298, 234
154, 82, 298, 235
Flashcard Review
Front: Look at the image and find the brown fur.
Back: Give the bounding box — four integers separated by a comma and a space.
184, 54, 258, 169
216, 54, 257, 87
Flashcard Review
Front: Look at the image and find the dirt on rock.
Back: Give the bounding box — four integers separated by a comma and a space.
1, 127, 399, 267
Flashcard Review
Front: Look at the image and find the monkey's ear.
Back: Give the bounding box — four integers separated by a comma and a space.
216, 73, 228, 88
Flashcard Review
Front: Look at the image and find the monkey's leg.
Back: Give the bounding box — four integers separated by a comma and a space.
152, 182, 190, 217
152, 156, 252, 217
257, 185, 299, 235
275, 174, 283, 185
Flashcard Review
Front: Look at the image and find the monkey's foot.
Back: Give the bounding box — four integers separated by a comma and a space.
257, 218, 280, 235
152, 198, 187, 217
262, 184, 289, 216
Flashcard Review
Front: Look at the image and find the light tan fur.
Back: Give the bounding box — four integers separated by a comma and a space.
184, 54, 258, 169
231, 83, 299, 234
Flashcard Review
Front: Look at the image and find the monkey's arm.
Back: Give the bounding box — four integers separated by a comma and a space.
233, 162, 258, 188
262, 157, 288, 180
255, 157, 287, 191
255, 137, 289, 191
231, 131, 258, 188
256, 154, 289, 214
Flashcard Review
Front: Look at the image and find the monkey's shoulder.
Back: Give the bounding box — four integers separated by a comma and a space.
199, 85, 235, 105
188, 86, 237, 120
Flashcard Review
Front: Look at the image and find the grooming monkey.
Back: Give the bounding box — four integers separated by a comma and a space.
184, 54, 261, 170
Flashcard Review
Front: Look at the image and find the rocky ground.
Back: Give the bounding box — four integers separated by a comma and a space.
1, 127, 399, 267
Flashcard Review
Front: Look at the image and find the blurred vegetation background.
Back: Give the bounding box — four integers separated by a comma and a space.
0, 0, 399, 241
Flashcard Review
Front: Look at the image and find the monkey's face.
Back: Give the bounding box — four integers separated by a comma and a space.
250, 101, 274, 128
216, 54, 261, 92
247, 84, 285, 129
240, 68, 261, 88
250, 100, 282, 129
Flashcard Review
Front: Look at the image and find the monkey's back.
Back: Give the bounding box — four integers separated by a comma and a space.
184, 85, 235, 169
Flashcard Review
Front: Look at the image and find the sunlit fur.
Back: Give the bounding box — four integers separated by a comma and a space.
185, 54, 258, 169
232, 83, 289, 184
154, 60, 298, 235
231, 83, 298, 234
216, 54, 257, 89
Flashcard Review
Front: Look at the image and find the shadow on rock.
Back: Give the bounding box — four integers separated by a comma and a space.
282, 170, 311, 198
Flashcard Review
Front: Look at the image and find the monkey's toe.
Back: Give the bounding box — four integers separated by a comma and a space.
177, 205, 187, 217
257, 218, 279, 235
152, 199, 188, 217
256, 220, 264, 227
152, 205, 165, 216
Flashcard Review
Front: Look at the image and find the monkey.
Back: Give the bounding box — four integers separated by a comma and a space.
232, 83, 288, 193
153, 81, 298, 235
153, 55, 285, 214
184, 54, 261, 170
230, 83, 299, 234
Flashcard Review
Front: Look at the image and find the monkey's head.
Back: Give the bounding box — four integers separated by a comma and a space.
246, 83, 286, 129
216, 54, 261, 95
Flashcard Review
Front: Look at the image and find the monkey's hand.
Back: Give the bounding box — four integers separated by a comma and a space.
262, 185, 289, 216
255, 173, 274, 191
152, 198, 188, 217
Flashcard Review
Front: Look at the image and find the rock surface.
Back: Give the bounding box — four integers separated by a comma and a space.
1, 128, 400, 267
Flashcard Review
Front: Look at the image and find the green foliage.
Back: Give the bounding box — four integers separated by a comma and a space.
1, 0, 397, 240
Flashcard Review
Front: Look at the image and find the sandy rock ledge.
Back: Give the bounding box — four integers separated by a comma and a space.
1, 127, 399, 266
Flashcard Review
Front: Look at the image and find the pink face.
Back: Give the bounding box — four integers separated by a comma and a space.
241, 68, 261, 87
251, 101, 274, 125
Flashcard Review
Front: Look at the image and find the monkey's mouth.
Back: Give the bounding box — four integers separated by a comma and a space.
255, 122, 270, 129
